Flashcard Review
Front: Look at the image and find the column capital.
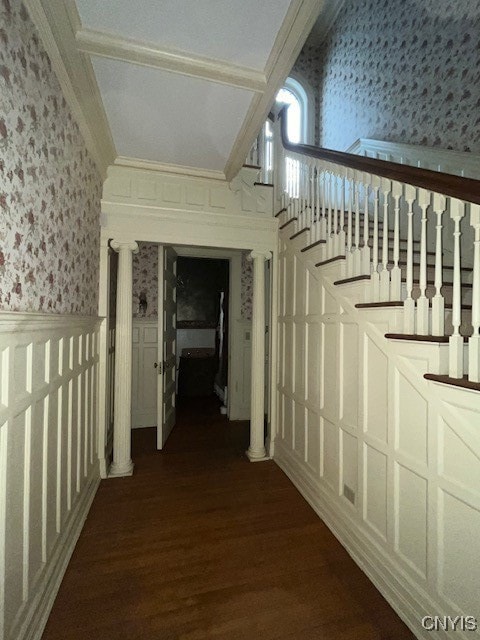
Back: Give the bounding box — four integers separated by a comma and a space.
248, 249, 272, 262
110, 239, 139, 254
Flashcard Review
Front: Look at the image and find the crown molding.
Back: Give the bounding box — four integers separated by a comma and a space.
224, 0, 324, 181
305, 0, 345, 47
76, 28, 267, 93
114, 156, 227, 181
24, 0, 116, 177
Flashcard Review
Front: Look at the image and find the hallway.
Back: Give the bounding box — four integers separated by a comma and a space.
42, 398, 414, 640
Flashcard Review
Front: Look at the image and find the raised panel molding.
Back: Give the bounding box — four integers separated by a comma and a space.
274, 239, 480, 638
0, 312, 101, 640
102, 166, 277, 253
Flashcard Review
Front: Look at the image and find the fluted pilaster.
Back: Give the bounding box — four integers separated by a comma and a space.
109, 240, 138, 477
247, 249, 272, 462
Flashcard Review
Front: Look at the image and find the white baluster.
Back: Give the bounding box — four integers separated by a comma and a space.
333, 169, 339, 255
379, 178, 391, 300
390, 181, 402, 299
449, 198, 466, 378
403, 184, 417, 333
314, 163, 321, 243
468, 204, 480, 382
354, 173, 362, 275
416, 189, 431, 334
338, 169, 347, 256
362, 173, 371, 275
370, 177, 381, 301
346, 168, 354, 276
326, 172, 333, 258
431, 193, 446, 336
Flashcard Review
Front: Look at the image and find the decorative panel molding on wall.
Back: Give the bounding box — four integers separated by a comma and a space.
274, 236, 480, 639
0, 313, 101, 640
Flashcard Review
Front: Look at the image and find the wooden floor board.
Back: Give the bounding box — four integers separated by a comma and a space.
42, 396, 414, 639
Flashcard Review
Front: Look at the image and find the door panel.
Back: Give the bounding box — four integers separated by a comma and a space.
157, 246, 177, 449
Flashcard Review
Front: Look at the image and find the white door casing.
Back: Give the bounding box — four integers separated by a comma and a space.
157, 246, 177, 449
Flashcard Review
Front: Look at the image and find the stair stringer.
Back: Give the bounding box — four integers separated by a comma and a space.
274, 236, 480, 640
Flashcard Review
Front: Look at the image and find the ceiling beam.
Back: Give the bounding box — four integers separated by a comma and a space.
224, 0, 325, 181
76, 28, 267, 93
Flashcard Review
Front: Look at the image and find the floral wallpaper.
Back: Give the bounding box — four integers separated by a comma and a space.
297, 0, 480, 153
240, 251, 252, 320
132, 242, 158, 318
291, 43, 323, 146
0, 0, 102, 315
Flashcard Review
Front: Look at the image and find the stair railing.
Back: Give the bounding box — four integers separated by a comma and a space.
272, 106, 480, 383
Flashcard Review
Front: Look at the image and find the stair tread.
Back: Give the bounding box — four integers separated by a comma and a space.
334, 275, 370, 285
356, 301, 472, 310
290, 227, 309, 240
315, 256, 345, 267
385, 333, 468, 343
301, 239, 326, 252
424, 373, 480, 392
279, 217, 297, 230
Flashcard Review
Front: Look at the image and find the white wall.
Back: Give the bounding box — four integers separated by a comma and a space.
0, 313, 101, 640
274, 237, 480, 639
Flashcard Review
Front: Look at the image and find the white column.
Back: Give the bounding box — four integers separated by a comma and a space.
247, 249, 272, 462
109, 240, 138, 477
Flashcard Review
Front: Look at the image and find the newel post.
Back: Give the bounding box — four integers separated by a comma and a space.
109, 239, 139, 477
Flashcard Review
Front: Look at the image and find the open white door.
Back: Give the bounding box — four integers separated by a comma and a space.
157, 246, 177, 449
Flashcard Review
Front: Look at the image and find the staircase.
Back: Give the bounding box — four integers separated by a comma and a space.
265, 110, 480, 639
273, 108, 480, 387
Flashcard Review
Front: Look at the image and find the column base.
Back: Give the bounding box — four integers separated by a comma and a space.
109, 460, 134, 478
246, 448, 270, 462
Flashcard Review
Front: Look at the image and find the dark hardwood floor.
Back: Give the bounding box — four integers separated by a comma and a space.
42, 396, 414, 640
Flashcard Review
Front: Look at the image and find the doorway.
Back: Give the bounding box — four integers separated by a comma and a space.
176, 256, 229, 405
130, 243, 247, 450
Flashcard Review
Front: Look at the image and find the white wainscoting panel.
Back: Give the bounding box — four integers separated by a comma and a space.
0, 312, 101, 640
229, 320, 252, 420
131, 320, 158, 428
274, 239, 480, 639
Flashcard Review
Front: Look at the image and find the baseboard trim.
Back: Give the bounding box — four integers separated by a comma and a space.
273, 441, 452, 640
19, 464, 101, 640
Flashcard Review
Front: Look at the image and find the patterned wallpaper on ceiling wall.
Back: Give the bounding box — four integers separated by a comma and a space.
317, 0, 480, 152
0, 0, 102, 315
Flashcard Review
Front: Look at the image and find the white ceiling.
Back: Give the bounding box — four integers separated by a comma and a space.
75, 0, 291, 70
30, 0, 322, 178
69, 0, 322, 177
92, 57, 253, 169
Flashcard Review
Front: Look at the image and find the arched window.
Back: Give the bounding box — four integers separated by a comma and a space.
276, 77, 310, 144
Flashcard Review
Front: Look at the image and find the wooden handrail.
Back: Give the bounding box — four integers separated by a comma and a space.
278, 107, 480, 205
